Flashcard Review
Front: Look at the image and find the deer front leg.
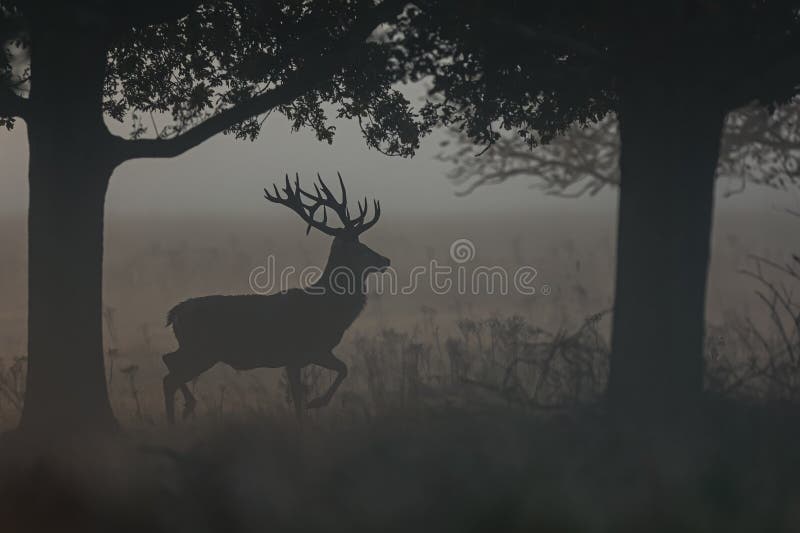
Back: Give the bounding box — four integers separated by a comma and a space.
180, 384, 196, 420
307, 353, 348, 409
286, 366, 304, 420
163, 374, 178, 425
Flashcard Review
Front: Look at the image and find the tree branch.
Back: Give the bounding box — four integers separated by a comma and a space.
115, 0, 410, 162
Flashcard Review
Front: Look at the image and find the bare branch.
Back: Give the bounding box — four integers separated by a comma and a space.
441, 96, 800, 197
439, 114, 620, 197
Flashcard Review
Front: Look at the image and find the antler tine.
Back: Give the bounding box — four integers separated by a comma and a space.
300, 176, 339, 208
302, 173, 320, 236
264, 173, 340, 237
350, 198, 381, 235
319, 173, 347, 212
355, 199, 381, 235
266, 173, 381, 236
296, 172, 351, 229
316, 173, 333, 202
337, 172, 347, 211
285, 173, 294, 197
349, 196, 368, 227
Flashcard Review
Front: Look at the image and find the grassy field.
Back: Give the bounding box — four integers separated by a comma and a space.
1, 209, 799, 532
0, 208, 796, 425
2, 396, 800, 532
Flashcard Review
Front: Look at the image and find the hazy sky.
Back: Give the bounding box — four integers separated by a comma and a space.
0, 108, 795, 220
0, 113, 584, 218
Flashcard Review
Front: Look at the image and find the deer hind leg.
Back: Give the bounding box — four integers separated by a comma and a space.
307, 353, 348, 409
162, 349, 212, 425
163, 373, 180, 425
286, 366, 304, 421
179, 384, 196, 420
163, 377, 197, 424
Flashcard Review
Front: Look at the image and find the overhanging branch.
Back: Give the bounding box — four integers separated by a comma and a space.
116, 78, 315, 160
115, 0, 410, 162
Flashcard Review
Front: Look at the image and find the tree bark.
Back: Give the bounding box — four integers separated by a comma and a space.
18, 25, 118, 435
608, 78, 725, 426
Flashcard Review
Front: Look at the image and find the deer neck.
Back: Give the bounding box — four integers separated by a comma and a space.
313, 260, 368, 306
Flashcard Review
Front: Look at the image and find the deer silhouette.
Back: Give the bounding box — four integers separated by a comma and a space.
162, 173, 389, 423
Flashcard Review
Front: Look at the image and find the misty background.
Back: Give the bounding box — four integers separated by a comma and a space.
1, 102, 798, 323
1, 94, 796, 217
1, 97, 799, 424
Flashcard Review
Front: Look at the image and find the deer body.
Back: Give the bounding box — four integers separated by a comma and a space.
164, 290, 366, 371
162, 174, 389, 423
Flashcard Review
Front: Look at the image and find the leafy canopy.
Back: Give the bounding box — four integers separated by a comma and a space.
397, 0, 800, 149
1, 0, 439, 159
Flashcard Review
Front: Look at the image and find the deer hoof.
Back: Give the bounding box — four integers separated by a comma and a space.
306, 397, 327, 409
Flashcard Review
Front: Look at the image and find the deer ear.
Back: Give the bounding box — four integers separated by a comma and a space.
306, 224, 312, 236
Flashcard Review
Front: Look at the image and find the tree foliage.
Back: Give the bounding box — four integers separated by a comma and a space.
397, 0, 800, 150
0, 0, 437, 159
0, 2, 27, 130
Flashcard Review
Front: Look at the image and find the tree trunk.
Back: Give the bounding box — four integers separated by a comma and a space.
18, 25, 118, 435
608, 79, 725, 426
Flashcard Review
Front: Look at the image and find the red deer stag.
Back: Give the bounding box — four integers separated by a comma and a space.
162, 173, 389, 423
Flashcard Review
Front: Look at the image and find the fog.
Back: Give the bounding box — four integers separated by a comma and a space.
3, 24, 800, 533
1, 107, 794, 220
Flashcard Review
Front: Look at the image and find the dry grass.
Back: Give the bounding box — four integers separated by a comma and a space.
1, 212, 800, 531
2, 399, 800, 533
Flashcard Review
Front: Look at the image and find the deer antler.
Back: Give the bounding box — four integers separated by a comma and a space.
264, 173, 380, 236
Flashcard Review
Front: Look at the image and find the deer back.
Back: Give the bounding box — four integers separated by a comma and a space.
167, 290, 366, 369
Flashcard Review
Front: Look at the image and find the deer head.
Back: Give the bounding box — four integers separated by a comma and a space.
265, 173, 390, 290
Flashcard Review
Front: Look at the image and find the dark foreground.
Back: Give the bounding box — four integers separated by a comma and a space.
1, 402, 799, 533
